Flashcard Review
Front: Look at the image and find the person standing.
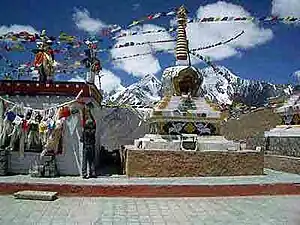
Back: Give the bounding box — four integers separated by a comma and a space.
80, 119, 97, 179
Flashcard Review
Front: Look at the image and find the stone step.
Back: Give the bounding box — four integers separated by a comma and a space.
14, 190, 58, 201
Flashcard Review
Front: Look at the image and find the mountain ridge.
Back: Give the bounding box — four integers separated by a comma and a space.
104, 65, 293, 108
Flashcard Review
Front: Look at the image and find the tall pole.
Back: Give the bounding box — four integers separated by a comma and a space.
176, 6, 189, 65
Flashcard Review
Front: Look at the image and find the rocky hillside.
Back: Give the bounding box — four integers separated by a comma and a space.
97, 108, 149, 150
220, 108, 282, 141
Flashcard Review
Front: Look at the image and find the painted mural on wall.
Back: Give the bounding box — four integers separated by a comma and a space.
150, 121, 217, 135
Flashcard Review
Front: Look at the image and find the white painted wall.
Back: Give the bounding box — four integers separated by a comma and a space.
8, 112, 102, 176
56, 113, 83, 176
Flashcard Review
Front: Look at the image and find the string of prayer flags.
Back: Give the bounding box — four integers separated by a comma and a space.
126, 8, 299, 28
189, 30, 245, 52
100, 24, 122, 36
0, 30, 102, 48
112, 27, 177, 40
98, 39, 176, 53
0, 15, 298, 45
127, 9, 177, 28
189, 16, 299, 24
0, 31, 37, 42
111, 48, 173, 61
189, 51, 222, 74
109, 31, 245, 62
0, 89, 83, 113
58, 32, 76, 43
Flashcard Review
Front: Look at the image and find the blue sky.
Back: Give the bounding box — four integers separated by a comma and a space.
0, 0, 299, 92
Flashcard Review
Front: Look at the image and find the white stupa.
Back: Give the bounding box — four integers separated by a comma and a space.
133, 6, 240, 151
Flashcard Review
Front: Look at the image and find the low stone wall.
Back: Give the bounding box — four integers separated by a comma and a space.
264, 155, 300, 174
247, 136, 300, 157
126, 147, 264, 177
9, 152, 39, 174
267, 137, 300, 157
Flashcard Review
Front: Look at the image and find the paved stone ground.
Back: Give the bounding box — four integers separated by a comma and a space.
1, 169, 300, 186
0, 195, 299, 225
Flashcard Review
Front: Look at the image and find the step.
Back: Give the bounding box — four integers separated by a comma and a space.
14, 190, 58, 201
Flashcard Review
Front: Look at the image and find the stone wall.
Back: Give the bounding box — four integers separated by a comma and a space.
264, 155, 300, 174
267, 137, 300, 157
246, 136, 300, 157
126, 147, 264, 177
9, 152, 39, 174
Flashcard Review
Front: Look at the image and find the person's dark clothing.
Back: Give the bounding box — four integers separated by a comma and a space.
81, 120, 96, 178
82, 144, 95, 178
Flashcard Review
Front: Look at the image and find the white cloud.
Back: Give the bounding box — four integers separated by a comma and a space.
72, 8, 106, 34
272, 0, 300, 17
71, 1, 274, 79
98, 69, 124, 93
110, 24, 175, 77
186, 1, 274, 63
170, 17, 177, 27
0, 24, 39, 35
68, 76, 86, 82
71, 9, 172, 78
67, 69, 124, 93
293, 70, 300, 81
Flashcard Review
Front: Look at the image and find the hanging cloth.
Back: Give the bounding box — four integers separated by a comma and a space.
0, 117, 13, 148
43, 118, 64, 156
19, 120, 28, 157
8, 122, 21, 151
27, 120, 41, 151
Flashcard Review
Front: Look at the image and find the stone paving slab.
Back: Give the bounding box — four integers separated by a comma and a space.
14, 190, 58, 201
1, 169, 300, 186
0, 195, 299, 225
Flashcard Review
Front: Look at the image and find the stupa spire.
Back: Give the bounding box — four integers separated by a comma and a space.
175, 5, 189, 63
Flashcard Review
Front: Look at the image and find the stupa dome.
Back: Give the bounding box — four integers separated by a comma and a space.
161, 66, 203, 97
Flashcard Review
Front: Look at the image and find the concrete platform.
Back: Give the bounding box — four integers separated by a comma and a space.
0, 169, 300, 197
14, 190, 58, 201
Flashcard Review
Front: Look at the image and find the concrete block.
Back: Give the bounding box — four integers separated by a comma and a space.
14, 190, 58, 201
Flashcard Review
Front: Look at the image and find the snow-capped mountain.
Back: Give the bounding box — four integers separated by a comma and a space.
106, 74, 161, 106
106, 66, 293, 107
201, 66, 293, 106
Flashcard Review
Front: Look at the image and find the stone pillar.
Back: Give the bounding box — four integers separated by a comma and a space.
176, 6, 188, 62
